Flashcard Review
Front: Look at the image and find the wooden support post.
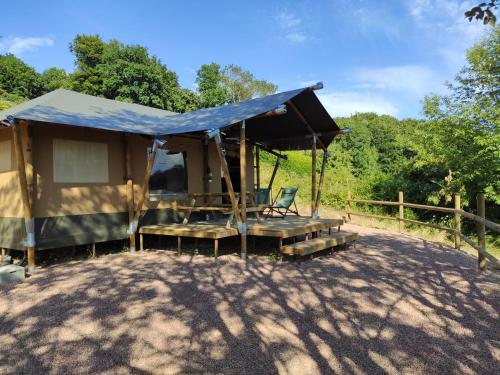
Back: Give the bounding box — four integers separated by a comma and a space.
140, 234, 144, 251
124, 134, 136, 251
477, 193, 486, 270
203, 137, 209, 204
454, 194, 461, 250
212, 132, 242, 225
177, 236, 181, 256
130, 139, 160, 252
12, 121, 35, 272
1, 248, 5, 263
268, 157, 281, 191
255, 146, 260, 190
287, 100, 326, 150
91, 243, 96, 258
398, 191, 404, 233
311, 136, 317, 217
240, 121, 248, 259
214, 239, 219, 259
313, 150, 328, 218
347, 191, 352, 223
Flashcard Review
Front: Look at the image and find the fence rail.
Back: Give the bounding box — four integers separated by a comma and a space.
346, 191, 499, 270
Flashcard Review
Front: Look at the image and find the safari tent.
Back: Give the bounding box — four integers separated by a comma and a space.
0, 85, 351, 271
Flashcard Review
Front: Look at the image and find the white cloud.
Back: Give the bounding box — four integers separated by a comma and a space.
407, 0, 487, 69
317, 91, 398, 117
275, 10, 308, 44
0, 36, 54, 55
353, 65, 441, 96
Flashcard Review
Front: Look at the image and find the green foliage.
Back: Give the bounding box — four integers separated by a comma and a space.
67, 35, 196, 112
465, 1, 497, 26
222, 64, 277, 102
41, 67, 69, 92
0, 88, 26, 110
0, 54, 43, 98
196, 63, 227, 108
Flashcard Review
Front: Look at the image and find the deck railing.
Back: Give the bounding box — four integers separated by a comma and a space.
346, 191, 500, 270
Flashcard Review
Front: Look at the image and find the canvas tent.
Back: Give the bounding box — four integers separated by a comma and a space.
0, 85, 341, 270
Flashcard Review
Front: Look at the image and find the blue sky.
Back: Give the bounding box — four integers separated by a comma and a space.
0, 0, 488, 118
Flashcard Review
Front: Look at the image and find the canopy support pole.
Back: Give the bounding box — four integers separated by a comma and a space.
267, 157, 281, 191
124, 134, 136, 251
129, 139, 160, 252
209, 129, 243, 251
313, 150, 329, 218
12, 120, 35, 272
203, 136, 210, 204
287, 100, 327, 150
240, 121, 247, 259
255, 146, 260, 190
311, 136, 317, 217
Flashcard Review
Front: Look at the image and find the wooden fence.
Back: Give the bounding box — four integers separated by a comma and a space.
346, 191, 500, 270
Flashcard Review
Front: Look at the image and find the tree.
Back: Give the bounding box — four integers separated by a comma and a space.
41, 67, 69, 92
196, 63, 227, 108
0, 54, 42, 99
67, 34, 197, 112
222, 64, 277, 102
465, 1, 497, 25
421, 27, 500, 206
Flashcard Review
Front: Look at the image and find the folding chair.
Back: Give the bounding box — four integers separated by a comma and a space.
266, 187, 300, 218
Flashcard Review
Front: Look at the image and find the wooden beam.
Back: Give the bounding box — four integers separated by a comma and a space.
124, 134, 136, 251
398, 192, 404, 233
313, 150, 328, 218
287, 100, 326, 150
311, 136, 317, 217
476, 193, 486, 270
267, 157, 281, 191
255, 146, 260, 190
212, 131, 242, 225
240, 121, 247, 258
454, 194, 461, 250
12, 121, 35, 272
130, 139, 160, 249
203, 137, 209, 204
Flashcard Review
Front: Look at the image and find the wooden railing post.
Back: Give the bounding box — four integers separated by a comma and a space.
477, 193, 486, 270
398, 192, 404, 233
347, 191, 352, 222
454, 194, 461, 250
311, 136, 317, 217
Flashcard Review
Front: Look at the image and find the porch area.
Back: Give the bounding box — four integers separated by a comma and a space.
138, 216, 352, 257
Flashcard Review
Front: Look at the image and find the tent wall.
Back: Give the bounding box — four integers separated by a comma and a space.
0, 122, 254, 251
0, 126, 25, 249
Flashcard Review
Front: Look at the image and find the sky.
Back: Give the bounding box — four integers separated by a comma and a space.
0, 0, 489, 119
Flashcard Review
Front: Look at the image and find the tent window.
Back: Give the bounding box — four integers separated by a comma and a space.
149, 149, 187, 198
0, 140, 12, 172
53, 139, 109, 183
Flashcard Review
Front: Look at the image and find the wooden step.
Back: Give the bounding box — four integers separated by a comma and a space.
280, 231, 358, 256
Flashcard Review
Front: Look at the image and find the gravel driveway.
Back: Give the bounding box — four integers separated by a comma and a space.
0, 224, 498, 374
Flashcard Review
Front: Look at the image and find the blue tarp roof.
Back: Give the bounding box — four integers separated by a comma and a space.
0, 87, 340, 150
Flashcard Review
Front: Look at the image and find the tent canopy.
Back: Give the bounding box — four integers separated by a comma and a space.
0, 87, 340, 150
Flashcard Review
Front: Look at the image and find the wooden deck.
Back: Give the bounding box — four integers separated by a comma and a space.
280, 231, 358, 256
138, 216, 347, 257
139, 217, 343, 240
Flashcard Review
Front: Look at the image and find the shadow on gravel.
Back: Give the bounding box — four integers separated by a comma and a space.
0, 225, 498, 374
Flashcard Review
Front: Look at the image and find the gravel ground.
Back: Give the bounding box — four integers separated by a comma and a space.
0, 224, 499, 375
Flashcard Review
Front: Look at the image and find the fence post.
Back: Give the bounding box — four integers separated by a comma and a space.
477, 193, 486, 270
347, 191, 352, 223
398, 191, 404, 233
454, 194, 461, 250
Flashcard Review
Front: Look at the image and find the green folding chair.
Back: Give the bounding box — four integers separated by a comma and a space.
254, 188, 271, 206
266, 187, 300, 218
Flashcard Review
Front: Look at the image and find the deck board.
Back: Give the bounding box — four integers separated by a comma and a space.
139, 216, 344, 241
139, 223, 238, 239
281, 231, 358, 256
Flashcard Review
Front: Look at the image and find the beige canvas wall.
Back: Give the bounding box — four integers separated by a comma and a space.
25, 122, 253, 218
0, 126, 23, 218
